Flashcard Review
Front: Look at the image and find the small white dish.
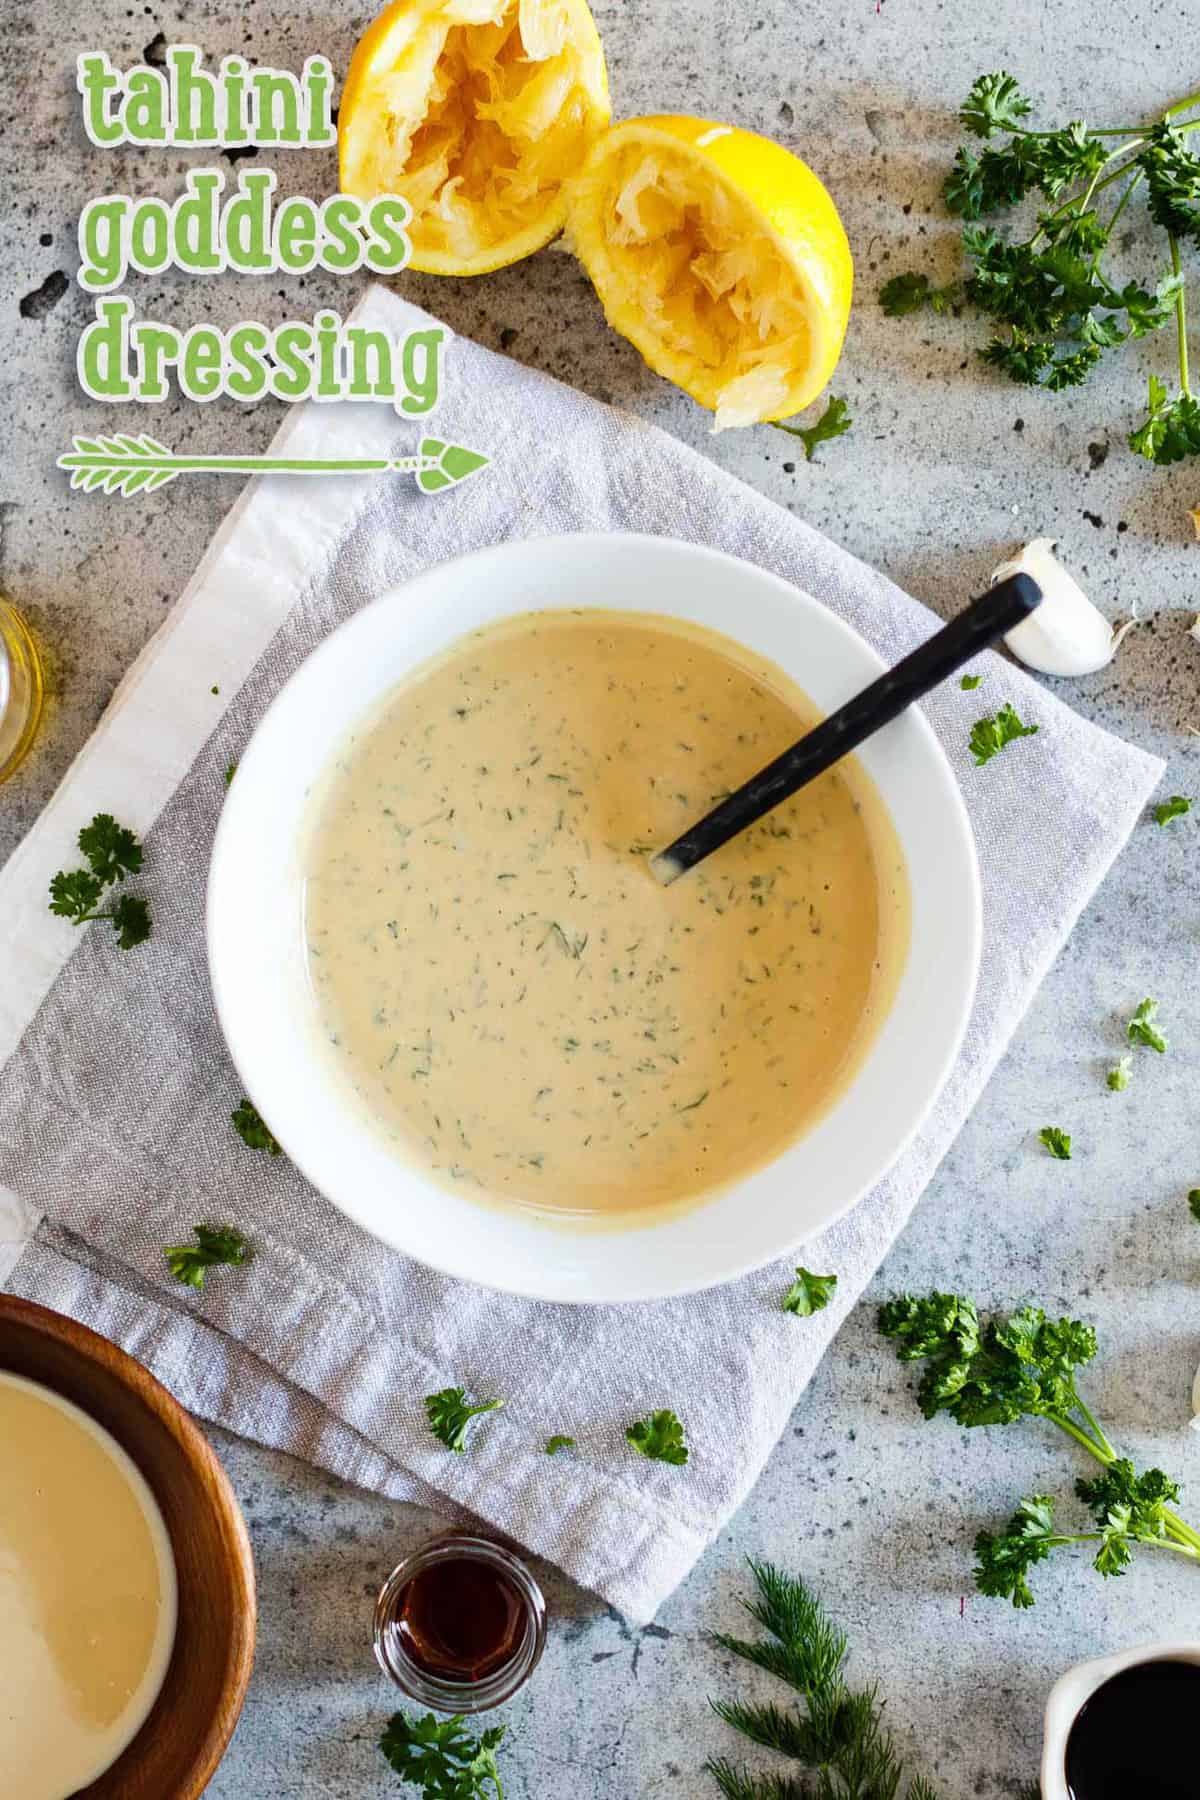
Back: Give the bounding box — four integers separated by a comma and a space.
207, 533, 981, 1304
1041, 1641, 1200, 1799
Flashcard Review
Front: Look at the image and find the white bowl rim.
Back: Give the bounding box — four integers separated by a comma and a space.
207, 532, 982, 1305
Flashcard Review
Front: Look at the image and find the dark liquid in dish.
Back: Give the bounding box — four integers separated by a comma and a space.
396, 1556, 524, 1681
1065, 1660, 1200, 1798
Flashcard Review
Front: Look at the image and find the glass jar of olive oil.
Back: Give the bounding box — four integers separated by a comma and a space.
0, 599, 44, 783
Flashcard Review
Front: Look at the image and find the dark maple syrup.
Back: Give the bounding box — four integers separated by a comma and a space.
374, 1533, 548, 1709
395, 1554, 525, 1681
1065, 1659, 1200, 1799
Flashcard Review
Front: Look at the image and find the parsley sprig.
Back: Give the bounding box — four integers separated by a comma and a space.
976, 1464, 1188, 1606
880, 270, 960, 317
706, 1560, 945, 1800
425, 1386, 504, 1453
626, 1409, 689, 1465
782, 1267, 838, 1316
1153, 794, 1192, 824
1038, 1125, 1072, 1160
48, 813, 151, 948
381, 1712, 506, 1799
772, 395, 852, 461
882, 72, 1200, 461
164, 1223, 251, 1290
1126, 995, 1167, 1052
231, 1098, 282, 1155
879, 1292, 1200, 1605
968, 702, 1038, 765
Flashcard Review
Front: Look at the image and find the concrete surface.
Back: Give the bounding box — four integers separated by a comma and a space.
3, 0, 1200, 1794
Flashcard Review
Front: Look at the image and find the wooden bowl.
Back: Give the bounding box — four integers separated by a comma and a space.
0, 1293, 256, 1797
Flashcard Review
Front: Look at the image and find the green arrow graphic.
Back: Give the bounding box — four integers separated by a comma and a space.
57, 433, 489, 498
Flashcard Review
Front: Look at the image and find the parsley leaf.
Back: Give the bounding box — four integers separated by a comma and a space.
782, 1268, 838, 1317
380, 1711, 506, 1799
1107, 1054, 1132, 1092
1033, 123, 1108, 200
1153, 794, 1192, 824
969, 702, 1039, 765
545, 1434, 575, 1455
1126, 997, 1167, 1053
772, 395, 852, 462
77, 813, 143, 886
968, 231, 1109, 334
1038, 1126, 1072, 1160
945, 143, 1039, 218
224, 762, 238, 786
231, 1098, 282, 1154
164, 1223, 251, 1290
960, 673, 983, 689
1188, 1189, 1200, 1223
960, 71, 1033, 139
424, 1387, 504, 1453
110, 893, 151, 949
48, 868, 104, 920
1117, 273, 1182, 337
1129, 375, 1200, 465
626, 1409, 689, 1465
47, 814, 151, 949
1077, 1459, 1181, 1577
1138, 121, 1200, 244
879, 272, 959, 317
1043, 342, 1105, 390
974, 1495, 1060, 1608
981, 333, 1056, 385
879, 273, 928, 317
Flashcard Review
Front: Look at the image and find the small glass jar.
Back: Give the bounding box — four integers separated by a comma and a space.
0, 598, 44, 784
374, 1533, 547, 1713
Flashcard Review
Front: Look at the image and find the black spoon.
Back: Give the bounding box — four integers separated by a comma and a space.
650, 571, 1043, 885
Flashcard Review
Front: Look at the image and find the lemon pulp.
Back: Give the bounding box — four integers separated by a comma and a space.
340, 0, 610, 276
568, 118, 853, 427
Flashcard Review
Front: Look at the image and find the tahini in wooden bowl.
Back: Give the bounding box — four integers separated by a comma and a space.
0, 1293, 257, 1799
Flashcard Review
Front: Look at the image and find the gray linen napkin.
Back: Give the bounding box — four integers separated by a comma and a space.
0, 286, 1163, 1623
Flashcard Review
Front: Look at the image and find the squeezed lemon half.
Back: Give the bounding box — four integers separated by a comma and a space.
339, 0, 611, 276
567, 116, 853, 429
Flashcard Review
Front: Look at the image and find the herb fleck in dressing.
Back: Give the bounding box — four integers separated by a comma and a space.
304, 611, 909, 1219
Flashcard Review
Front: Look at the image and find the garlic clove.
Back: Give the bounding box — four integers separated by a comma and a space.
1189, 614, 1200, 645
992, 538, 1130, 677
1189, 507, 1200, 540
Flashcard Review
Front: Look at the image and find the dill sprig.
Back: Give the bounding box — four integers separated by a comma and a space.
705, 1561, 944, 1800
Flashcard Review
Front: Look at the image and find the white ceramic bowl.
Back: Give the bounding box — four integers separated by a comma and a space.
208, 533, 980, 1304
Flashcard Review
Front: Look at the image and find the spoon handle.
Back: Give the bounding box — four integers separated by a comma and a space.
651, 571, 1042, 884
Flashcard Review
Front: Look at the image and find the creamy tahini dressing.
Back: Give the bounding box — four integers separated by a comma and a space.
303, 611, 909, 1218
0, 1372, 178, 1800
